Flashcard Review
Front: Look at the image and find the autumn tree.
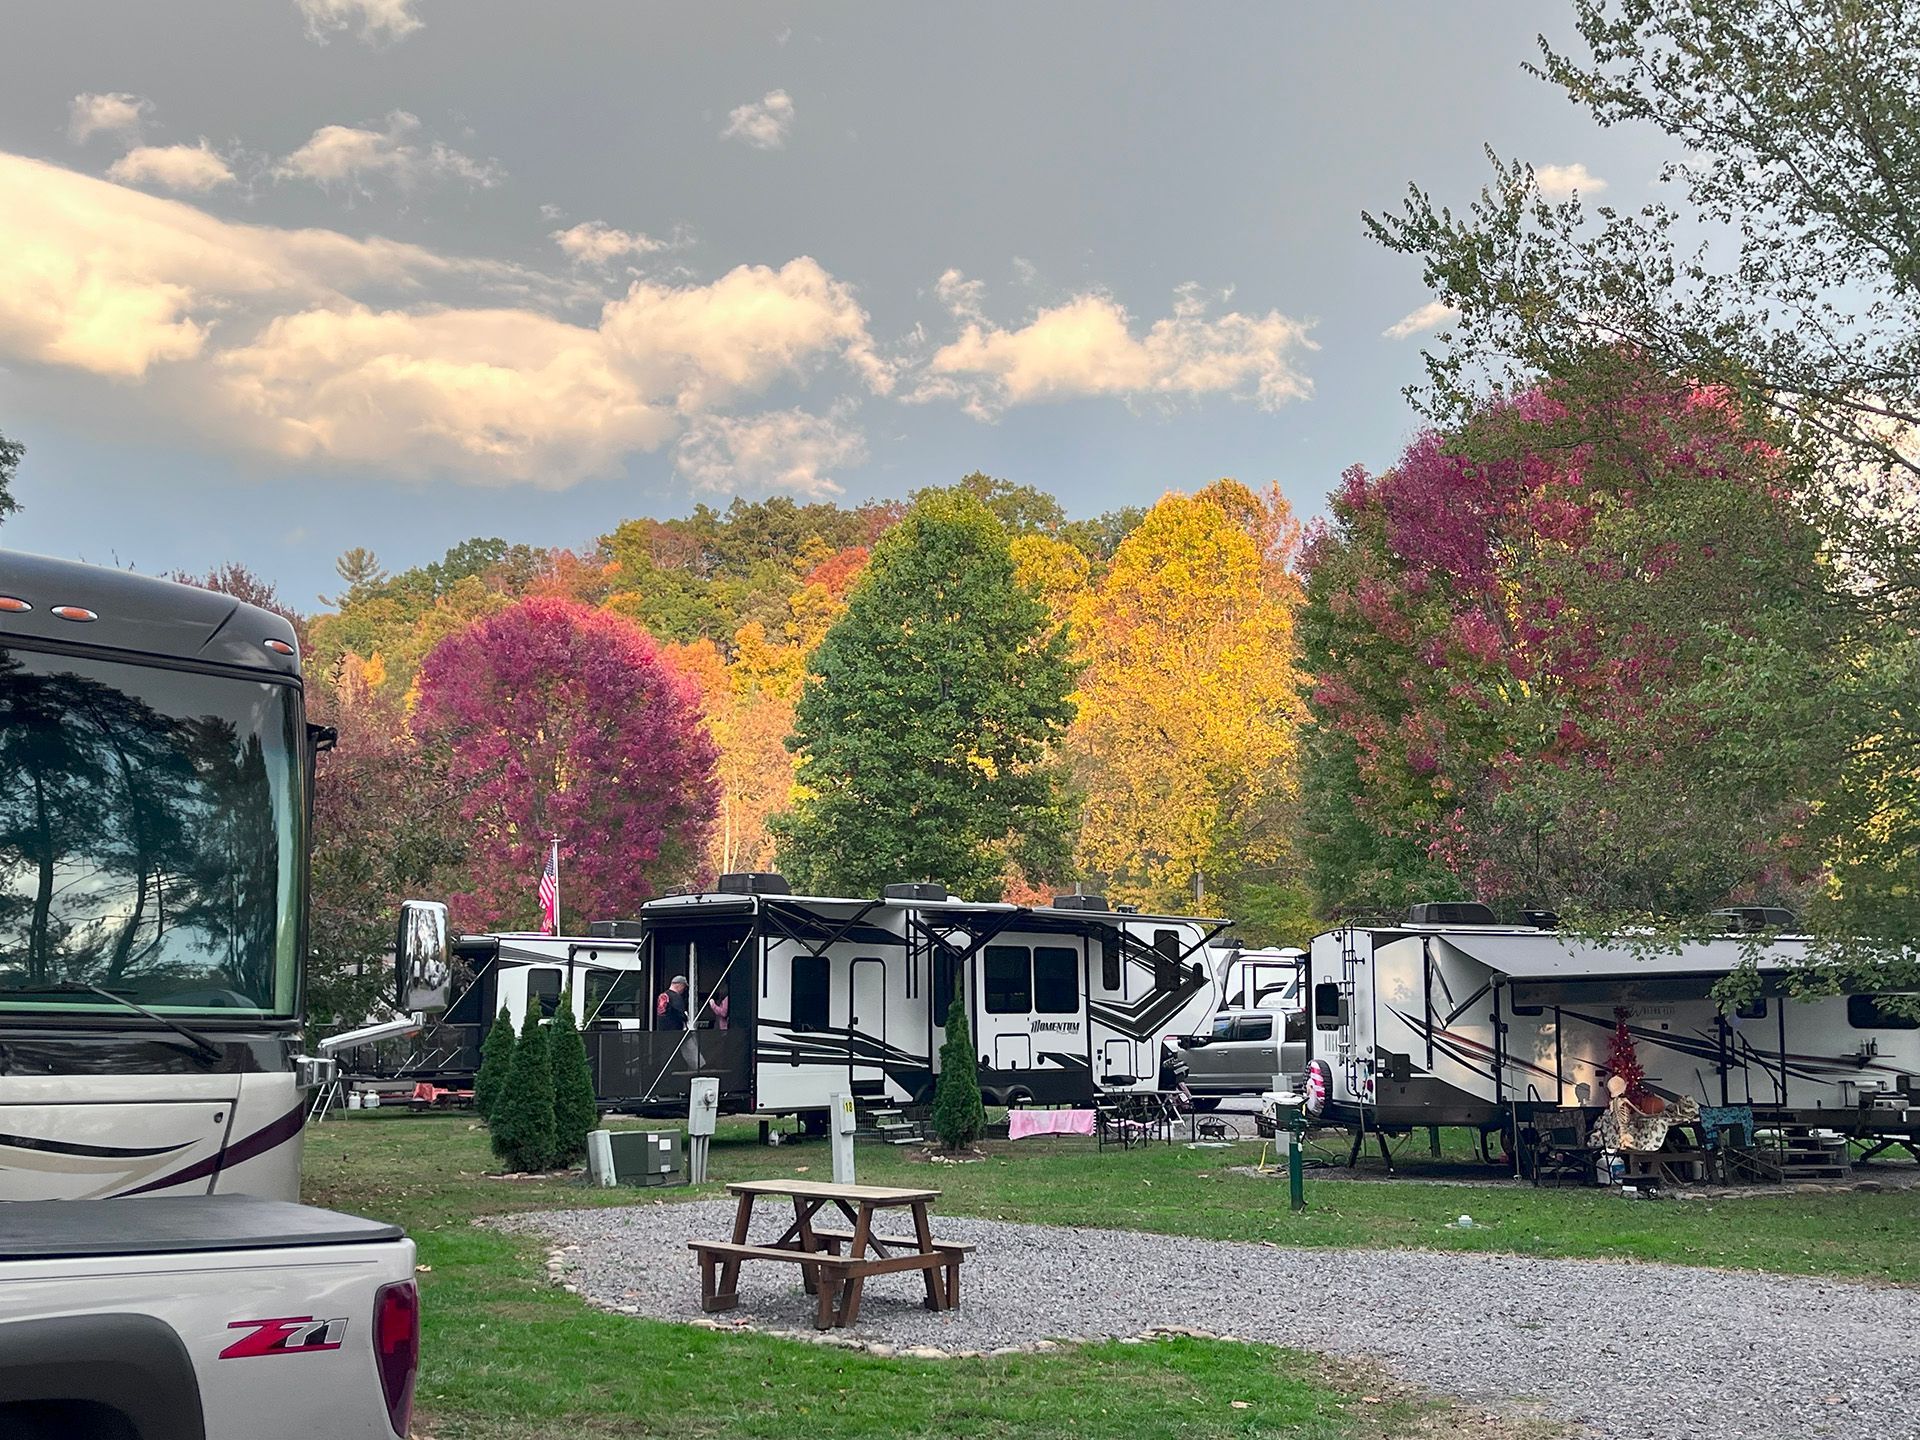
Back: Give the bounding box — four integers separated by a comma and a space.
412, 597, 717, 932
0, 427, 20, 527
1368, 0, 1920, 975
775, 490, 1075, 899
1070, 489, 1307, 926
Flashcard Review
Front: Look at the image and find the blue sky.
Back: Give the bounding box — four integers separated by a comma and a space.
0, 1, 1666, 606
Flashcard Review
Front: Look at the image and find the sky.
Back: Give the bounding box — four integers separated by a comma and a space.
0, 1, 1670, 607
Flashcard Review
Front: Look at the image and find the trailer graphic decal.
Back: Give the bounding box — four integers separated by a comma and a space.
220, 1316, 347, 1358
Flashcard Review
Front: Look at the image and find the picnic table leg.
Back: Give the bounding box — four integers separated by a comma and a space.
793, 1197, 826, 1296
911, 1200, 946, 1311
719, 1191, 754, 1301
835, 1204, 874, 1327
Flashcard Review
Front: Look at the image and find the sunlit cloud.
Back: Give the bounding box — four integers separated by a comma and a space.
552, 221, 671, 267
295, 0, 424, 46
1535, 162, 1607, 200
1383, 299, 1459, 341
274, 111, 503, 194
675, 405, 865, 499
107, 142, 237, 193
68, 92, 150, 145
721, 90, 795, 150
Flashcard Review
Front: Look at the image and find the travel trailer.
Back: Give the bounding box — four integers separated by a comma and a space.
393, 876, 1226, 1119
1305, 904, 1920, 1145
1213, 944, 1305, 1014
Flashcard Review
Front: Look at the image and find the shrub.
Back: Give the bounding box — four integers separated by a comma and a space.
550, 988, 598, 1166
931, 981, 986, 1151
490, 998, 556, 1172
474, 1004, 515, 1121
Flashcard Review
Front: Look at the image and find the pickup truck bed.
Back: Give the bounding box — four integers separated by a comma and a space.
0, 1196, 417, 1440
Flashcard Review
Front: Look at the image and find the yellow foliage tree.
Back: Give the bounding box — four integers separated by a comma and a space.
1069, 489, 1306, 916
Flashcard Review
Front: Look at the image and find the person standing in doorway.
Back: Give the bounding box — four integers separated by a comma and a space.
710, 983, 730, 1031
657, 975, 689, 1031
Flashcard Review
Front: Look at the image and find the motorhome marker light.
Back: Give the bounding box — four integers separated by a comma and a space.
0, 596, 29, 612
50, 605, 97, 622
264, 638, 296, 655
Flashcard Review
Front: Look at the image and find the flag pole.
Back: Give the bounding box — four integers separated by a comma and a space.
551, 836, 561, 935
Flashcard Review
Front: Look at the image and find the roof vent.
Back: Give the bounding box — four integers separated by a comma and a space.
1520, 909, 1561, 931
1407, 901, 1497, 927
717, 872, 791, 896
1708, 906, 1797, 934
587, 920, 617, 939
588, 919, 645, 938
1051, 894, 1109, 912
1113, 902, 1140, 914
883, 882, 949, 902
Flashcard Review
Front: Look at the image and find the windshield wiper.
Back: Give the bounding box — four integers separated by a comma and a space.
0, 981, 222, 1062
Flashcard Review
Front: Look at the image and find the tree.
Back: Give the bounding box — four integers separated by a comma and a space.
411, 597, 718, 932
490, 999, 557, 1172
1070, 491, 1305, 913
1367, 0, 1920, 976
913, 472, 1065, 536
474, 1004, 516, 1121
774, 491, 1076, 899
324, 548, 387, 608
549, 989, 598, 1164
0, 427, 20, 527
931, 982, 985, 1151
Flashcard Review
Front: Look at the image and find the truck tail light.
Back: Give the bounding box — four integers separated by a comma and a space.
373, 1280, 419, 1437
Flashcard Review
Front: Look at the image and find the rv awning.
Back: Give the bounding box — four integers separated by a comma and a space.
1434, 932, 1808, 981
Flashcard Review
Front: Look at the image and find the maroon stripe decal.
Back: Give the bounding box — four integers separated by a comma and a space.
122, 1103, 307, 1197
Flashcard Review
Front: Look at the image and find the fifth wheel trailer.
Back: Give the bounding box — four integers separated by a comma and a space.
389, 877, 1226, 1118
1305, 908, 1920, 1144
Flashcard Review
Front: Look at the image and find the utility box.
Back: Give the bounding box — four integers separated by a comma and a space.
688, 1077, 719, 1137
606, 1129, 683, 1186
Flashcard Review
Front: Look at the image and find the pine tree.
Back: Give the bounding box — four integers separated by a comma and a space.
474, 1004, 516, 1121
931, 981, 986, 1151
549, 989, 598, 1166
490, 998, 557, 1172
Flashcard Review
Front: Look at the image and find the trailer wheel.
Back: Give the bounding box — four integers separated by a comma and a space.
1189, 1097, 1221, 1112
1005, 1087, 1033, 1107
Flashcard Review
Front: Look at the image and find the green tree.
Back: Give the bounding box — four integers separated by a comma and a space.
1366, 0, 1919, 979
913, 472, 1066, 536
774, 490, 1076, 899
0, 428, 22, 528
549, 989, 598, 1165
931, 982, 986, 1151
474, 1004, 516, 1121
490, 998, 557, 1172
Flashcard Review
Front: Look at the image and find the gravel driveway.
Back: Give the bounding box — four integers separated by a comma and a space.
505, 1199, 1920, 1440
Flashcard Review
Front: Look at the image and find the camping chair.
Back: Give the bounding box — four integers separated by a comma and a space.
1526, 1109, 1601, 1187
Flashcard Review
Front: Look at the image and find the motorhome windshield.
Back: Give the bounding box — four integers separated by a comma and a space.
0, 646, 304, 1019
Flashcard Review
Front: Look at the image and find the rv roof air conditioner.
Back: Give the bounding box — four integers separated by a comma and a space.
1406, 901, 1497, 927
716, 872, 791, 896
1708, 906, 1797, 934
1051, 894, 1110, 912
587, 919, 645, 938
883, 882, 950, 902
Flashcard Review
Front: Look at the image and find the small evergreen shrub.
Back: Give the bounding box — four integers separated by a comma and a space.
550, 988, 598, 1166
474, 1004, 515, 1121
931, 981, 986, 1151
490, 997, 556, 1172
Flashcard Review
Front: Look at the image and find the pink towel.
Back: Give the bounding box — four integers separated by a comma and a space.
1007, 1108, 1096, 1139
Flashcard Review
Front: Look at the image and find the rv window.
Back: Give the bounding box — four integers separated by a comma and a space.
528, 968, 563, 1018
1848, 994, 1920, 1030
1735, 997, 1767, 1020
984, 946, 1032, 1014
1101, 936, 1121, 993
1285, 1011, 1309, 1043
1313, 981, 1347, 1031
1232, 1015, 1273, 1043
1033, 946, 1078, 1013
932, 952, 955, 1027
1153, 930, 1181, 991
584, 969, 643, 1022
791, 954, 830, 1031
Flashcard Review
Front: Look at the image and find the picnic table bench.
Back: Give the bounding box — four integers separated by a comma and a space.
689, 1179, 970, 1329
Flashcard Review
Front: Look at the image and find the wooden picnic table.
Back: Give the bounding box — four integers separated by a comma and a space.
688, 1178, 972, 1329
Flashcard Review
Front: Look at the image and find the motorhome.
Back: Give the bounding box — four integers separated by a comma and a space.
1305, 903, 1920, 1149
393, 876, 1226, 1119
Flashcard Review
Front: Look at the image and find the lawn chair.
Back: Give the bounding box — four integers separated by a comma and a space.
1525, 1109, 1601, 1187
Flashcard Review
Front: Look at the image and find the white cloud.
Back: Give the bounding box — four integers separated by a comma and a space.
675, 405, 865, 498
552, 221, 669, 267
1535, 162, 1608, 200
296, 0, 424, 46
914, 273, 1314, 419
1383, 299, 1459, 341
0, 153, 887, 486
68, 92, 150, 145
274, 111, 503, 193
721, 90, 795, 150
107, 142, 236, 193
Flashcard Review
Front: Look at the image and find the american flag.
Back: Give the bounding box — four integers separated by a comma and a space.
538, 840, 559, 935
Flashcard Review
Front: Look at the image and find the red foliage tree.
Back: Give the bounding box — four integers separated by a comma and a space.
412, 597, 718, 932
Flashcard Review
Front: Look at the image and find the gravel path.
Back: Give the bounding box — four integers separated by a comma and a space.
505, 1199, 1920, 1440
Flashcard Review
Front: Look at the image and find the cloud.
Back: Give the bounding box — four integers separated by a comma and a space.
68, 92, 150, 145
721, 90, 795, 150
675, 405, 865, 498
0, 153, 887, 486
914, 273, 1314, 419
1535, 162, 1607, 200
1383, 299, 1459, 341
274, 111, 503, 193
552, 221, 670, 267
296, 0, 424, 46
107, 142, 236, 193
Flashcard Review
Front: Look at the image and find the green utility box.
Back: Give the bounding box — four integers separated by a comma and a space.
606, 1129, 682, 1186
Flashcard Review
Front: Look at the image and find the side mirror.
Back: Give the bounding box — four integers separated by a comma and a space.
396, 900, 452, 1012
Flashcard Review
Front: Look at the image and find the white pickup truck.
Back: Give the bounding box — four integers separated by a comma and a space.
0, 1196, 419, 1440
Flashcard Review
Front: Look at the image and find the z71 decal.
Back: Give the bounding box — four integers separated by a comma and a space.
220, 1316, 347, 1358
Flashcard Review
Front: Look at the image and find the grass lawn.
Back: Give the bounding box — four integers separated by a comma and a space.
305, 1114, 1483, 1440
